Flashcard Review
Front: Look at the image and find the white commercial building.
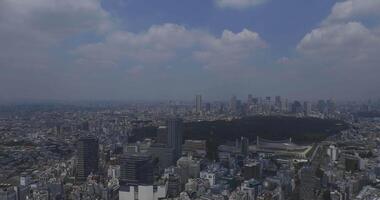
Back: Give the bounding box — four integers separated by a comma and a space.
119, 185, 167, 200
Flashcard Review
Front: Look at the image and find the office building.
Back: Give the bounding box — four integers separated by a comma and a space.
304, 101, 312, 116
248, 94, 253, 105
291, 101, 303, 114
182, 140, 207, 158
243, 162, 262, 180
205, 103, 211, 112
275, 96, 282, 109
230, 96, 238, 113
148, 143, 175, 170
76, 136, 99, 182
195, 95, 202, 113
317, 100, 326, 113
327, 99, 336, 114
167, 174, 181, 198
167, 118, 183, 161
156, 126, 168, 145
120, 153, 154, 186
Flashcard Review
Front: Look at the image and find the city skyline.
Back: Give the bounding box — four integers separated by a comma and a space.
0, 0, 380, 102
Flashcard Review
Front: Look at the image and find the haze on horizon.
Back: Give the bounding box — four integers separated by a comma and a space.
0, 0, 380, 102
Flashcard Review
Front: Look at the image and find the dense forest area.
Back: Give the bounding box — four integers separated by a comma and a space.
355, 111, 380, 118
131, 116, 348, 145
184, 116, 347, 144
130, 116, 347, 159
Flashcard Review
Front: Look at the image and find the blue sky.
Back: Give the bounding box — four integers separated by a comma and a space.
102, 0, 333, 50
0, 0, 379, 101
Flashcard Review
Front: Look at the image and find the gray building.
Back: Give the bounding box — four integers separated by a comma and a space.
167, 118, 183, 161
76, 136, 99, 182
195, 95, 202, 113
120, 153, 154, 186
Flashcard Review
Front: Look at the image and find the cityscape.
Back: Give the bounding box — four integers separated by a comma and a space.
0, 96, 380, 200
1, 0, 380, 200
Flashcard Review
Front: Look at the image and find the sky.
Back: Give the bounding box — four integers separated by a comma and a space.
0, 0, 379, 102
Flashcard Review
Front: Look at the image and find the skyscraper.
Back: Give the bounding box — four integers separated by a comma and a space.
291, 101, 303, 114
317, 100, 326, 113
275, 96, 282, 109
205, 103, 211, 112
167, 118, 183, 161
230, 96, 237, 113
76, 136, 99, 182
195, 95, 202, 113
304, 101, 312, 116
120, 153, 154, 186
327, 98, 336, 114
156, 125, 168, 144
247, 94, 253, 105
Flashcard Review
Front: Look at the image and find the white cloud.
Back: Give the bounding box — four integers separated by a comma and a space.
74, 24, 267, 73
294, 0, 380, 99
298, 0, 380, 65
0, 0, 269, 100
297, 22, 380, 63
324, 0, 380, 24
194, 29, 267, 71
74, 23, 202, 68
215, 0, 269, 9
0, 0, 112, 69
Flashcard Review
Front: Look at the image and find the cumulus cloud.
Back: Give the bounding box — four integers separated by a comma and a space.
0, 0, 269, 100
194, 29, 267, 71
297, 22, 380, 64
294, 0, 380, 99
74, 24, 202, 68
215, 0, 269, 9
324, 0, 380, 24
298, 0, 380, 65
74, 24, 267, 73
0, 0, 112, 69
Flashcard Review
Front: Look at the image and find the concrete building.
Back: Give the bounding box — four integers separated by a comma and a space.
119, 184, 166, 200
195, 95, 202, 113
120, 153, 153, 186
167, 118, 183, 161
76, 136, 99, 182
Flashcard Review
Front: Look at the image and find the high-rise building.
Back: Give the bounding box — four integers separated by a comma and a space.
205, 103, 211, 112
327, 98, 336, 114
304, 101, 312, 116
230, 96, 237, 113
167, 118, 183, 161
248, 94, 253, 105
236, 137, 249, 155
167, 174, 181, 198
156, 126, 168, 144
299, 166, 319, 200
265, 96, 271, 104
120, 153, 154, 186
275, 96, 282, 109
76, 136, 99, 182
291, 101, 303, 114
148, 143, 175, 170
177, 156, 200, 187
243, 162, 262, 180
195, 95, 202, 113
317, 100, 326, 113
